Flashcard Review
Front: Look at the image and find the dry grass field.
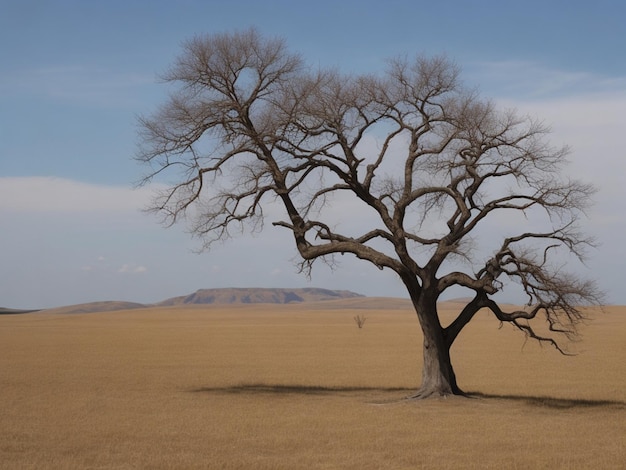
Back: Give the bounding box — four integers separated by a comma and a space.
0, 300, 624, 469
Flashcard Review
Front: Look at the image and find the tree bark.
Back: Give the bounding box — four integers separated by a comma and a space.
410, 294, 464, 399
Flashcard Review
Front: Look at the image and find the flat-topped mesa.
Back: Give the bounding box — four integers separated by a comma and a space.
158, 288, 364, 306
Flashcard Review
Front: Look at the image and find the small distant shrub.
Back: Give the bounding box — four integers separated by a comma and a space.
353, 314, 367, 329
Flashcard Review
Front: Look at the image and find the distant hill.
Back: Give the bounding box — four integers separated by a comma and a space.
158, 287, 364, 306
41, 301, 147, 315
29, 288, 366, 314
0, 307, 41, 315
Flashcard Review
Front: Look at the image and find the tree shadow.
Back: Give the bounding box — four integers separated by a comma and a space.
190, 383, 626, 410
467, 391, 626, 410
190, 383, 413, 397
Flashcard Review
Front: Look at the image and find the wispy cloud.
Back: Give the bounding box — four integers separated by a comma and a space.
467, 60, 626, 99
0, 64, 154, 107
487, 72, 626, 304
118, 264, 148, 274
0, 176, 156, 213
466, 60, 626, 226
494, 87, 626, 206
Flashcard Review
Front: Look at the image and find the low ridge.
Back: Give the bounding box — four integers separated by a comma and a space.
29, 288, 366, 314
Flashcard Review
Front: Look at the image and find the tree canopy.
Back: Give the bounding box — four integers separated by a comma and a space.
137, 29, 602, 397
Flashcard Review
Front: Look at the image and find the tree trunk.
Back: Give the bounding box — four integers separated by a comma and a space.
410, 295, 464, 399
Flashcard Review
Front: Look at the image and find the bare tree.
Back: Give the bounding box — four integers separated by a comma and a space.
354, 315, 367, 329
137, 29, 603, 398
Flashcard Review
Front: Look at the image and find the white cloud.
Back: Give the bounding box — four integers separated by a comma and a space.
0, 176, 156, 213
467, 61, 626, 229
118, 264, 148, 274
494, 88, 626, 221
476, 64, 626, 304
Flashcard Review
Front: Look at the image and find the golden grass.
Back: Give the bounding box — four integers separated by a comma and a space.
0, 303, 624, 469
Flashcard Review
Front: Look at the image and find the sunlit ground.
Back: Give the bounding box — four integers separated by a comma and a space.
0, 301, 624, 469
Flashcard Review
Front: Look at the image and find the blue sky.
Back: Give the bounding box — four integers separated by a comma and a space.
1, 0, 625, 308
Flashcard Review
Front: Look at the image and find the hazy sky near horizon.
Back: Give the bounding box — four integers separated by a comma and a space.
1, 0, 625, 308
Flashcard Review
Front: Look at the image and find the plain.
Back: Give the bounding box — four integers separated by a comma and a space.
0, 300, 624, 469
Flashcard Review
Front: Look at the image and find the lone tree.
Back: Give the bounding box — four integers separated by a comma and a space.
137, 29, 602, 398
